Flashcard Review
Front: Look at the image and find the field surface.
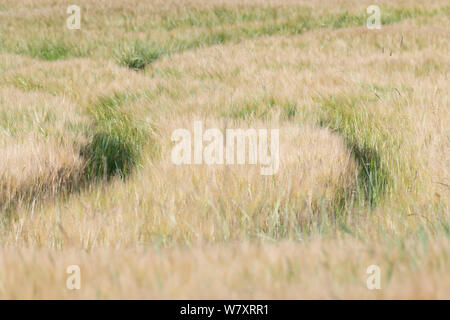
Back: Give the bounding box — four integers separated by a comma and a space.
0, 0, 448, 299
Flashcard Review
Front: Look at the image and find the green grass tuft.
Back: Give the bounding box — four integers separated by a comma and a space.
83, 93, 149, 179
117, 41, 164, 70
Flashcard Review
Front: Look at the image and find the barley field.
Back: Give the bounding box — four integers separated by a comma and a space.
0, 0, 448, 299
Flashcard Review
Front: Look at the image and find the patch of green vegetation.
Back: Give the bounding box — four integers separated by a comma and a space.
83, 92, 152, 179
157, 5, 441, 34
159, 6, 296, 30
317, 95, 394, 207
13, 36, 91, 62
320, 11, 365, 28
22, 39, 71, 61
381, 7, 439, 24
117, 40, 165, 70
